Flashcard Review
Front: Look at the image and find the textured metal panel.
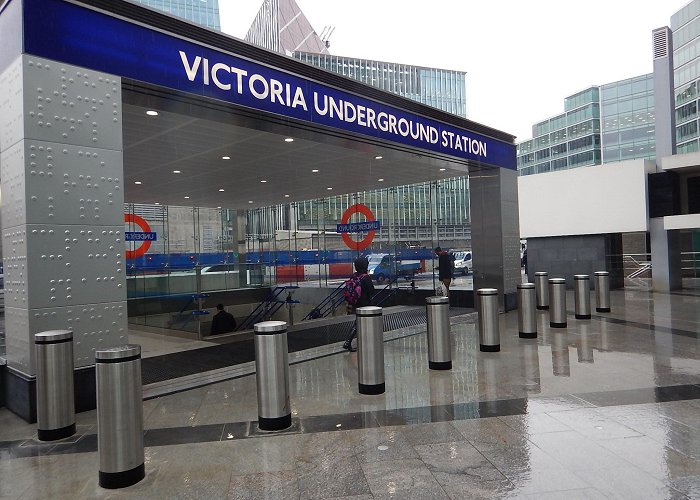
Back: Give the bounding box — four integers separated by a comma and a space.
1, 55, 126, 376
23, 140, 123, 226
24, 223, 125, 309
22, 56, 123, 151
0, 56, 25, 152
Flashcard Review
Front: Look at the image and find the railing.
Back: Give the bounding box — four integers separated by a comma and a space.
237, 286, 299, 331
303, 282, 346, 320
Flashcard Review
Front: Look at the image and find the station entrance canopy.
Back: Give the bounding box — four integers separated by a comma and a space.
0, 0, 520, 422
4, 0, 515, 208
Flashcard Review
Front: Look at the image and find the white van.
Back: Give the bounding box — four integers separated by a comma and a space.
452, 251, 472, 275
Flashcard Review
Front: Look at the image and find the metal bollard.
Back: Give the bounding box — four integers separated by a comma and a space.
534, 272, 549, 310
96, 345, 145, 489
517, 283, 537, 339
477, 288, 500, 352
574, 275, 591, 320
594, 271, 611, 312
356, 306, 385, 395
35, 330, 75, 441
549, 278, 567, 328
254, 321, 291, 431
426, 296, 451, 370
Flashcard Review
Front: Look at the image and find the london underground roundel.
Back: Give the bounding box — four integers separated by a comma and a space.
124, 214, 155, 259
337, 204, 380, 251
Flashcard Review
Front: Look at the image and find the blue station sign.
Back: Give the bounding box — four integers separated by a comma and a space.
336, 221, 381, 234
19, 0, 516, 170
125, 232, 157, 242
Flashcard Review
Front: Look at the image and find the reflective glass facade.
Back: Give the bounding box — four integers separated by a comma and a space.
601, 74, 656, 162
673, 0, 700, 153
245, 0, 329, 55
295, 53, 467, 118
128, 0, 221, 30
517, 87, 601, 176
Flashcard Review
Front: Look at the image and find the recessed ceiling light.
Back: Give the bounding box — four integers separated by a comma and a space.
284, 194, 290, 198
439, 168, 446, 171
327, 187, 333, 190
222, 156, 230, 160
312, 169, 319, 173
134, 181, 142, 185
248, 200, 253, 203
378, 178, 384, 182
154, 202, 160, 205
285, 137, 294, 142
260, 180, 267, 183
219, 188, 225, 192
217, 206, 221, 209
173, 170, 181, 174
184, 196, 190, 199
375, 155, 383, 160
146, 110, 158, 116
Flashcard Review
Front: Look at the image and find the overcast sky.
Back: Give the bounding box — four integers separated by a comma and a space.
220, 0, 687, 142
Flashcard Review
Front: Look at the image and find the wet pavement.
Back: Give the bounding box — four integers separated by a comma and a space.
0, 288, 699, 498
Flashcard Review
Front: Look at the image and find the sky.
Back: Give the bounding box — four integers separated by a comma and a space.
219, 0, 688, 142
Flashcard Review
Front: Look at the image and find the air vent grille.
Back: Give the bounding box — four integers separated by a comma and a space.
653, 28, 669, 59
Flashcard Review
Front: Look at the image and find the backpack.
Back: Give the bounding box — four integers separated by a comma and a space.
343, 273, 366, 306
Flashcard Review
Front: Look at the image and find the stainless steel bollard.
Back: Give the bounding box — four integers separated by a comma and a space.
477, 288, 500, 352
254, 321, 291, 431
574, 275, 591, 320
426, 296, 451, 370
594, 271, 611, 313
96, 345, 144, 489
517, 283, 537, 339
534, 272, 549, 310
549, 278, 567, 328
35, 330, 75, 441
357, 306, 385, 394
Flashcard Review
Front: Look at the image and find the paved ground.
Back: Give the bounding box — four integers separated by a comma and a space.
0, 288, 699, 498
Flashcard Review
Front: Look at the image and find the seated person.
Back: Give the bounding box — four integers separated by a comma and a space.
210, 303, 237, 335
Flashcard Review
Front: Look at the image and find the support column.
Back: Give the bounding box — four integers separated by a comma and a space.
650, 218, 682, 292
469, 166, 521, 311
0, 55, 127, 421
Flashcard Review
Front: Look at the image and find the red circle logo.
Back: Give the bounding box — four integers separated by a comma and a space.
340, 204, 376, 250
125, 214, 153, 259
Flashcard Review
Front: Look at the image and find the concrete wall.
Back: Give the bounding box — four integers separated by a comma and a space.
519, 160, 654, 238
526, 234, 623, 289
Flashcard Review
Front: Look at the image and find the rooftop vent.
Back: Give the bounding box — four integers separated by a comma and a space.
653, 28, 670, 59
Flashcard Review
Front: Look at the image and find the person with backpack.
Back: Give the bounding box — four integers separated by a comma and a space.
342, 256, 375, 352
434, 247, 453, 297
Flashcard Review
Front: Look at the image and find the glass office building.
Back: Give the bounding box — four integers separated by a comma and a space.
672, 0, 700, 153
517, 87, 602, 176
601, 74, 656, 163
518, 78, 656, 175
127, 0, 221, 30
294, 53, 467, 118
244, 0, 329, 55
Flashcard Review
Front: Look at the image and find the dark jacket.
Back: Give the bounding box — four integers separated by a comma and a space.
437, 251, 453, 280
210, 310, 237, 335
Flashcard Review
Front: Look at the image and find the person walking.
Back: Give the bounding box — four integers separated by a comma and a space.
434, 247, 453, 297
342, 256, 375, 352
210, 303, 237, 335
